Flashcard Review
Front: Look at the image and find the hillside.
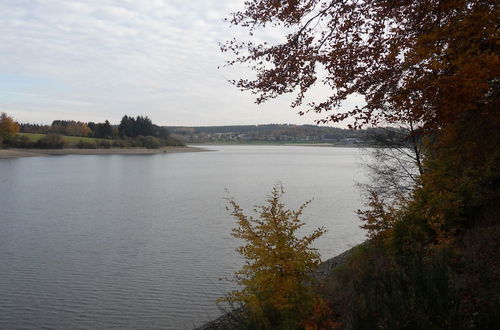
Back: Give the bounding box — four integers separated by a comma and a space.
168, 124, 398, 145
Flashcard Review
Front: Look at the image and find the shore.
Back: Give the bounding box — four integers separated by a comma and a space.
0, 146, 208, 159
193, 142, 370, 148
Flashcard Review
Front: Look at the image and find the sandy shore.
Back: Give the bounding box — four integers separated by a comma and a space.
0, 146, 208, 159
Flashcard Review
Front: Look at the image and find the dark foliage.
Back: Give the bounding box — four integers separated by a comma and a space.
76, 140, 97, 149
7, 135, 34, 148
118, 115, 169, 139
88, 120, 114, 139
35, 134, 66, 149
19, 123, 51, 134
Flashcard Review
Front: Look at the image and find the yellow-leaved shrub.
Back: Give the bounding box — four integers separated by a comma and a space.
222, 184, 331, 329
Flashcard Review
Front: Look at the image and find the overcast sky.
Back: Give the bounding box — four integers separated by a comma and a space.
0, 0, 359, 126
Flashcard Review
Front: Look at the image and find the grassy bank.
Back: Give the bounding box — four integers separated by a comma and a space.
18, 132, 112, 147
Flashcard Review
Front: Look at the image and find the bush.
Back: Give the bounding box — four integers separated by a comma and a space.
325, 223, 466, 329
221, 185, 330, 329
97, 140, 111, 149
35, 134, 66, 149
112, 139, 128, 148
165, 135, 185, 146
76, 140, 97, 149
126, 136, 143, 147
116, 135, 163, 148
7, 135, 33, 148
141, 136, 161, 149
108, 136, 183, 149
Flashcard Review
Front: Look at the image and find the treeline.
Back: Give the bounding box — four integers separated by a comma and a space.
169, 124, 360, 139
3, 114, 184, 149
20, 116, 174, 139
169, 124, 400, 144
20, 120, 112, 138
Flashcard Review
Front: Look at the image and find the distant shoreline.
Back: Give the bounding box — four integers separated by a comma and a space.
0, 146, 208, 159
193, 142, 368, 147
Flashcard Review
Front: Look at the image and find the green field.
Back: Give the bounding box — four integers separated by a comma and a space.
18, 133, 112, 146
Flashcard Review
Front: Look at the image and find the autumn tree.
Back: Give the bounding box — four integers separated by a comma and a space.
221, 1, 499, 327
223, 185, 329, 328
50, 120, 90, 137
223, 0, 499, 233
222, 0, 498, 130
0, 112, 20, 145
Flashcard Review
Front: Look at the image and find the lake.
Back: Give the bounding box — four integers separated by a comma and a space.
0, 145, 368, 329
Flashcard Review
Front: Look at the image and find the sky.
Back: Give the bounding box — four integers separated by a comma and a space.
0, 0, 361, 127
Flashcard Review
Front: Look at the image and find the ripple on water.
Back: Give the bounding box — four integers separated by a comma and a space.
0, 146, 367, 329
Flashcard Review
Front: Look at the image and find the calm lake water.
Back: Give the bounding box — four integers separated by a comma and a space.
0, 145, 368, 329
